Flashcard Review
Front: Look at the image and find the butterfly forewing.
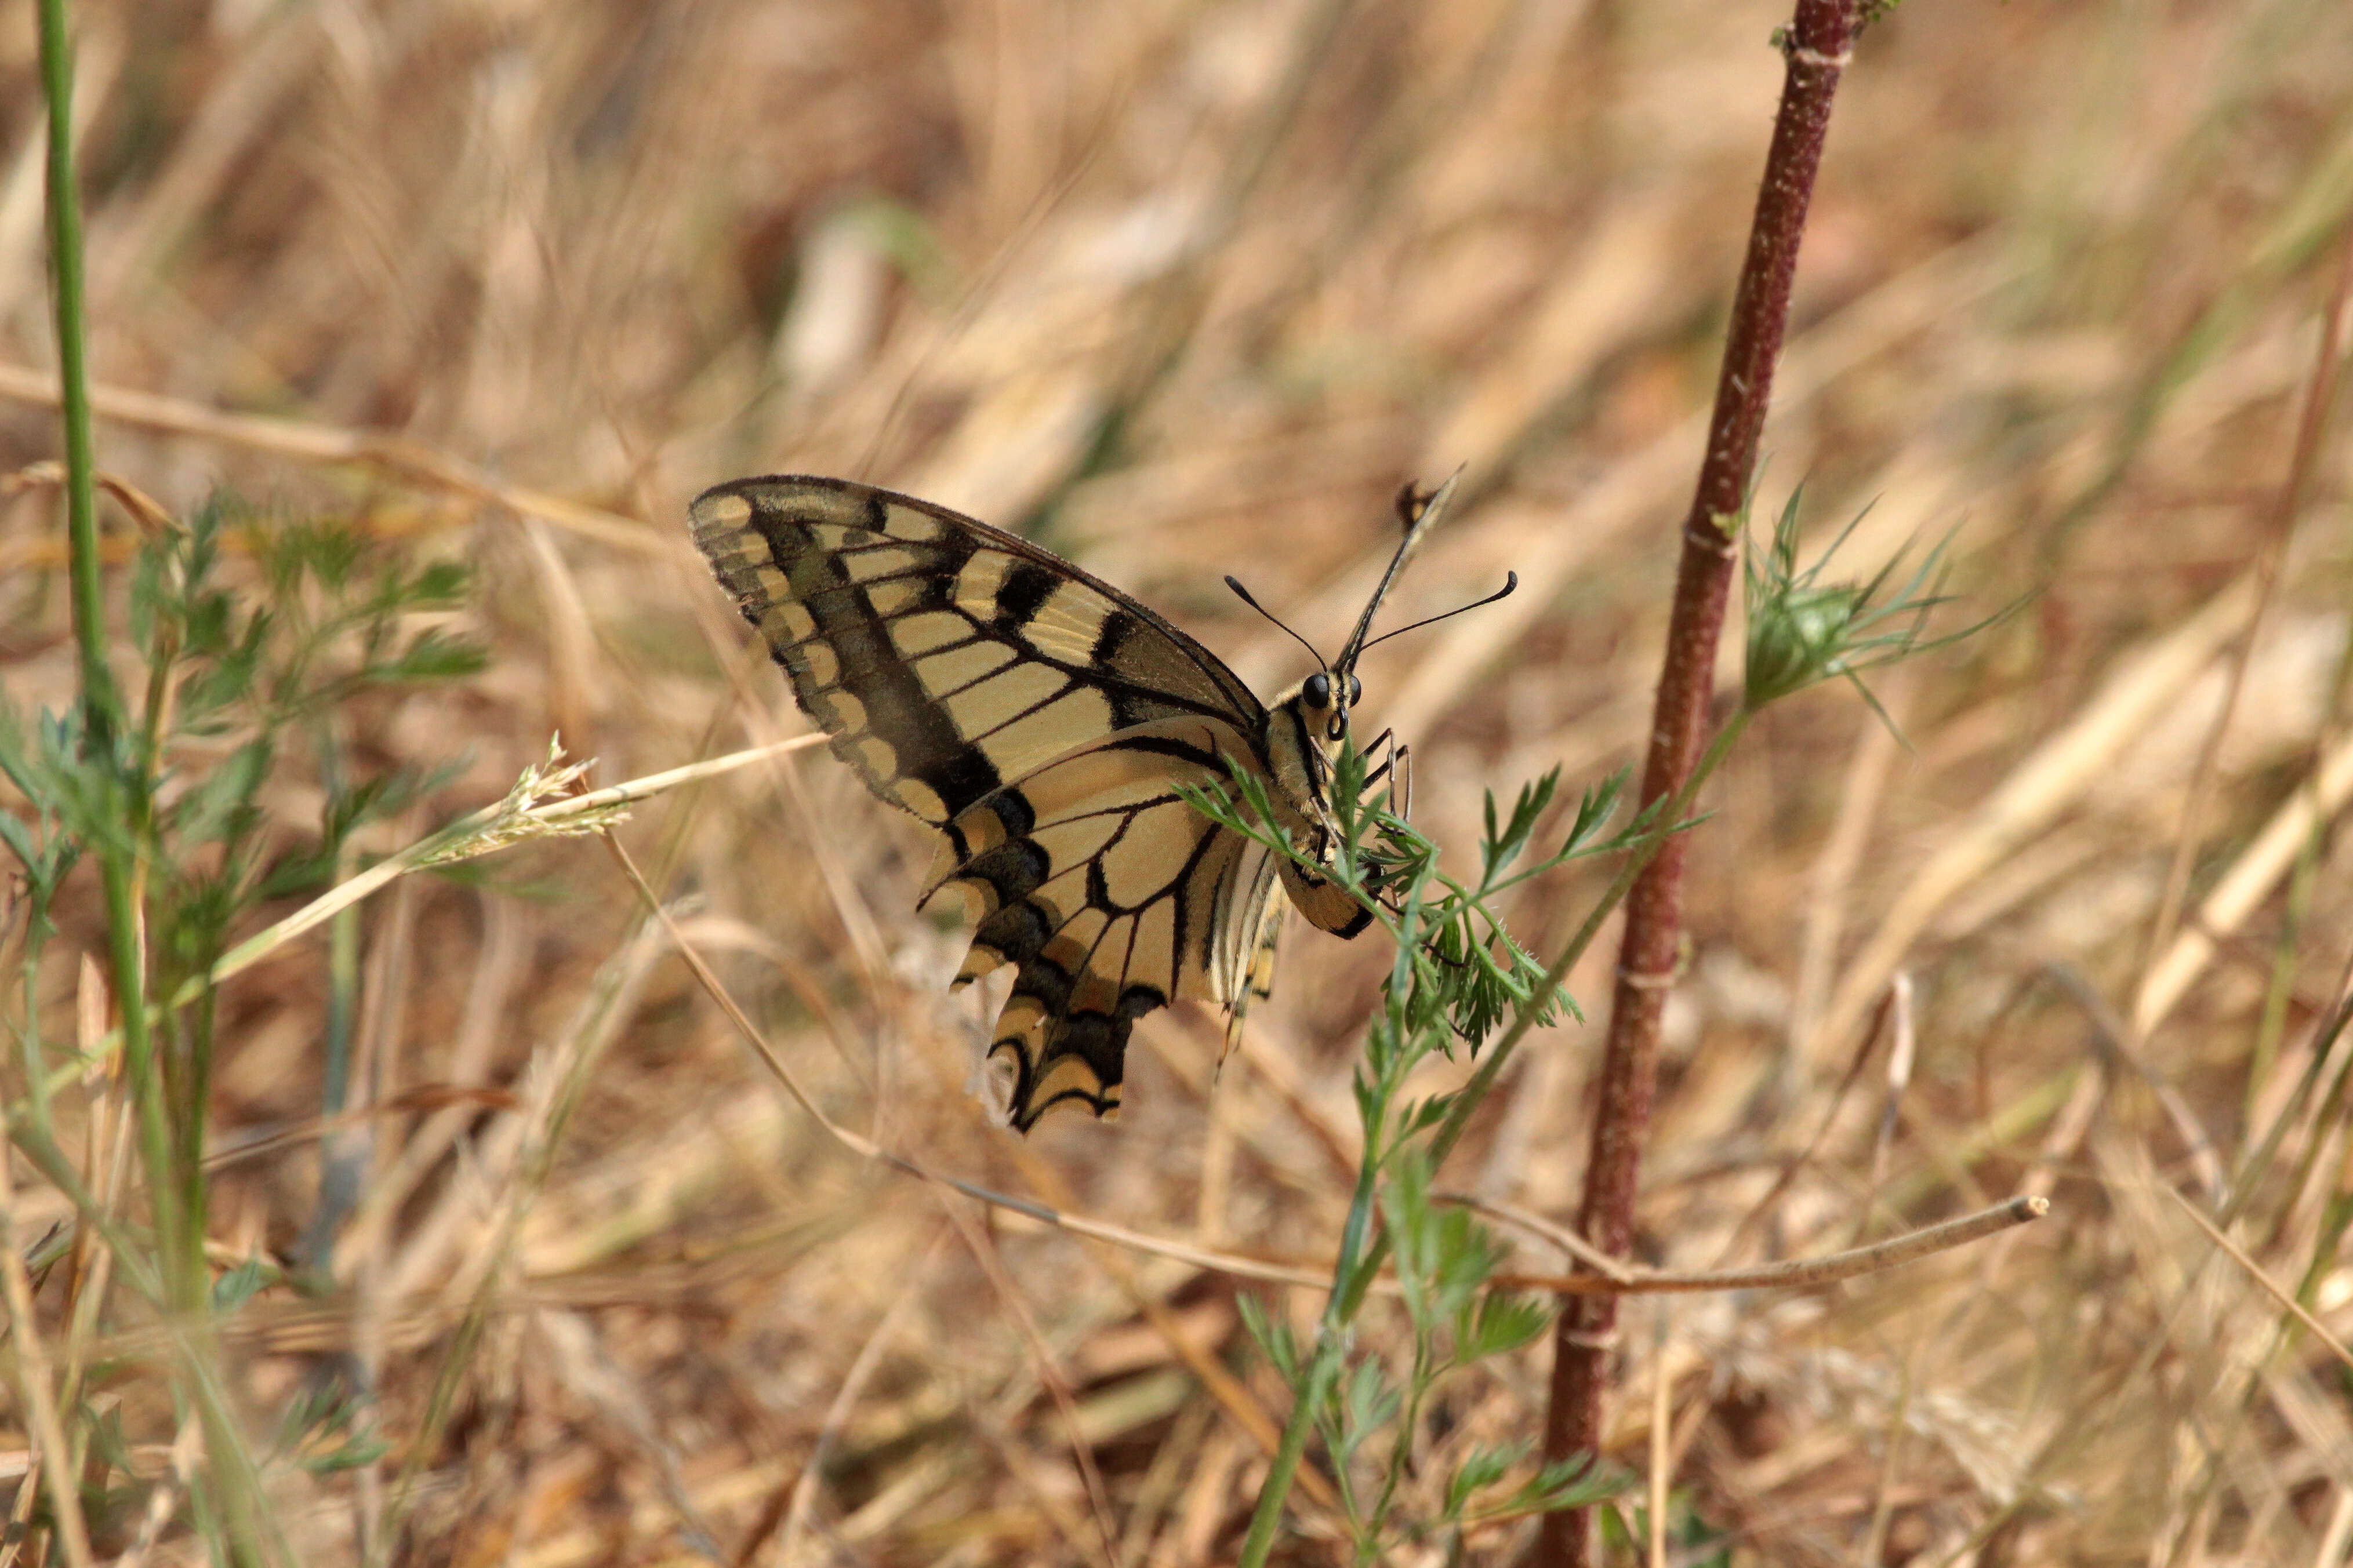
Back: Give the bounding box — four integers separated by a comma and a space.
691, 476, 1263, 827
690, 474, 1328, 1129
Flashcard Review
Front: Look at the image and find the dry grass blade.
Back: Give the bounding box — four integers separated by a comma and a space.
1818, 573, 2261, 1057
2134, 729, 2353, 1038
0, 363, 667, 555
600, 830, 1344, 1293
2166, 1188, 2353, 1377
169, 735, 824, 1012
2138, 224, 2353, 986
935, 1202, 1121, 1567
1496, 1197, 2048, 1296
0, 1119, 96, 1567
767, 1229, 944, 1563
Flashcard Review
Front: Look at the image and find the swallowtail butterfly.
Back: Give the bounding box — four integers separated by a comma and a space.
691, 475, 1491, 1129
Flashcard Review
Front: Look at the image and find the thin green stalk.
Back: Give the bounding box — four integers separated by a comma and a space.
1241, 1339, 1347, 1566
1366, 1336, 1436, 1559
175, 980, 220, 1294
2245, 826, 2321, 1129
2220, 986, 2352, 1229
38, 0, 180, 1287
36, 8, 273, 1563
41, 7, 103, 713
295, 847, 362, 1273
1238, 1153, 1384, 1567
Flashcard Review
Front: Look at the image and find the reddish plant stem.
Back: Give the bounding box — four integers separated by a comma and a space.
1534, 3, 1859, 1563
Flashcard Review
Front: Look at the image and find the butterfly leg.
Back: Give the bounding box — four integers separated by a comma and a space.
1350, 729, 1419, 921
1356, 728, 1412, 818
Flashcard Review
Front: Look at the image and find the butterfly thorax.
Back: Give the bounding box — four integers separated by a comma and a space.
1258, 668, 1372, 941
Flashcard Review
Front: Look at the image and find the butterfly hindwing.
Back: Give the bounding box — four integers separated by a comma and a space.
921, 719, 1283, 1127
691, 475, 1334, 1129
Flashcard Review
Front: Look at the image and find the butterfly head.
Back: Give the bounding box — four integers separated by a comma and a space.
1298, 668, 1363, 744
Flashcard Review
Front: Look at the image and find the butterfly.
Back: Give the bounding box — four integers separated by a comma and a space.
689, 473, 1504, 1130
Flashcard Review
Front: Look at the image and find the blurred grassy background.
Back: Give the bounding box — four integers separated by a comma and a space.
2, 0, 2351, 1561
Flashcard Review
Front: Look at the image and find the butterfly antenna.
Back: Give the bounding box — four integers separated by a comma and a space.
1338, 468, 1466, 672
1357, 571, 1519, 655
1226, 575, 1330, 669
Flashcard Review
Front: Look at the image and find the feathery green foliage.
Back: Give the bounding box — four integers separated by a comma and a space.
1186, 747, 1638, 1563
1187, 481, 1997, 1562
1, 497, 484, 1556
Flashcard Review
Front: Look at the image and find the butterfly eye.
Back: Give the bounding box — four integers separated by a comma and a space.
1303, 672, 1331, 707
1348, 674, 1363, 706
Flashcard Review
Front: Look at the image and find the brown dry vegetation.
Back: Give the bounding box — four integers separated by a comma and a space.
2, 0, 2352, 1563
